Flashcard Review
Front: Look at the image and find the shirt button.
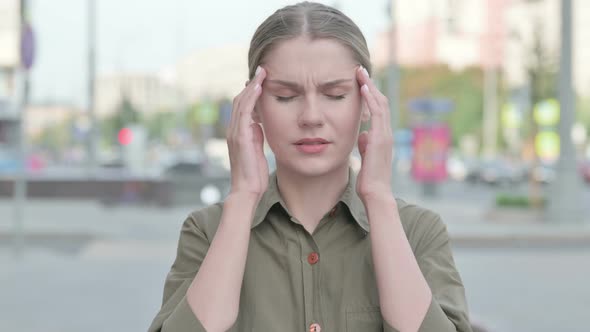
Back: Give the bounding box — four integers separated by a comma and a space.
307, 252, 319, 265
309, 323, 321, 332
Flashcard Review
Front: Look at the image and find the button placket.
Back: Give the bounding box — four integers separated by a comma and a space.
296, 229, 316, 330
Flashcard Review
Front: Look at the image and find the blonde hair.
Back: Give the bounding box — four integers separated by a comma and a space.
247, 1, 371, 80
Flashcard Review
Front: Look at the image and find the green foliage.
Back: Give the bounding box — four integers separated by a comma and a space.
33, 115, 76, 154
522, 19, 558, 142
387, 65, 485, 147
495, 193, 547, 208
144, 111, 180, 141
526, 23, 558, 105
99, 96, 141, 146
577, 97, 590, 132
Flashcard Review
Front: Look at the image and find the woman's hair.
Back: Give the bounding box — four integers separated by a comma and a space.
248, 1, 371, 80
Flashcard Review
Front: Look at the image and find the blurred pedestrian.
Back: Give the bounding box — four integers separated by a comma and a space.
149, 2, 472, 331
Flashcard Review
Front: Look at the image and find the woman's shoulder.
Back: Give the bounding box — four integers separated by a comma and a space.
182, 202, 225, 239
395, 198, 449, 251
395, 198, 443, 225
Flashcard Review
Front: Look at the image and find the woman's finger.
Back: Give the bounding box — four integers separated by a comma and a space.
229, 91, 245, 140
360, 83, 380, 119
356, 66, 391, 133
237, 67, 266, 136
356, 66, 388, 107
230, 67, 264, 140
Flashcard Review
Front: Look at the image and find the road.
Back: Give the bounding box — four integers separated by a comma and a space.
2, 240, 588, 332
1, 179, 589, 331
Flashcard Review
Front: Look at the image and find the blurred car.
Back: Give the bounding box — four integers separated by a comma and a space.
163, 160, 205, 177
446, 155, 468, 181
163, 159, 230, 206
530, 163, 556, 185
580, 160, 590, 183
468, 159, 527, 186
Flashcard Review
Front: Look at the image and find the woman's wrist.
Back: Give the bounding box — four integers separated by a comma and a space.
227, 190, 263, 206
359, 190, 396, 207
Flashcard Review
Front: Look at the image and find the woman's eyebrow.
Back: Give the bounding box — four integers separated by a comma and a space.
265, 80, 301, 90
265, 79, 354, 90
320, 79, 354, 89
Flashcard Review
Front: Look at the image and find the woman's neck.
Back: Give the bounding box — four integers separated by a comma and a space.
275, 164, 350, 234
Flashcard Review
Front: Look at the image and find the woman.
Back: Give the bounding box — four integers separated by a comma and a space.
149, 2, 472, 331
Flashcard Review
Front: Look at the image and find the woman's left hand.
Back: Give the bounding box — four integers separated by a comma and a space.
355, 65, 394, 202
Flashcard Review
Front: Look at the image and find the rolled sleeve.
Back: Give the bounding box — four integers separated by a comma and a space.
416, 298, 460, 331
161, 296, 207, 332
384, 320, 400, 332
148, 210, 215, 332
413, 211, 473, 332
149, 279, 208, 332
383, 298, 455, 332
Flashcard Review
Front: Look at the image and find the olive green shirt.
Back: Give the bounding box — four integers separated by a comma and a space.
149, 168, 472, 332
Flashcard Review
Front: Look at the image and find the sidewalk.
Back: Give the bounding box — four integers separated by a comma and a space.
2, 196, 590, 249
400, 193, 590, 247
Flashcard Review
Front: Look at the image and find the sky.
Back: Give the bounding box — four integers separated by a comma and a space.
28, 0, 391, 108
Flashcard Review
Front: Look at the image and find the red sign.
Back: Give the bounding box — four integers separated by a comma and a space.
118, 127, 133, 146
411, 124, 450, 183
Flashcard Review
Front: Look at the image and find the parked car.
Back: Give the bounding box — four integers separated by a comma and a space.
468, 159, 527, 186
163, 159, 230, 206
580, 160, 590, 183
530, 163, 556, 185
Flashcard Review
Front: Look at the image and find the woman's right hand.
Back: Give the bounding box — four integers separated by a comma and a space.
226, 66, 269, 201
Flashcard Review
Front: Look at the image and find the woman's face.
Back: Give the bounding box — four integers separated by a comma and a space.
255, 36, 368, 177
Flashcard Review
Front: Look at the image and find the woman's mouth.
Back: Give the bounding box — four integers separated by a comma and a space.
294, 138, 331, 154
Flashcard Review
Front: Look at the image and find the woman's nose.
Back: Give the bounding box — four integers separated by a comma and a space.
297, 98, 324, 128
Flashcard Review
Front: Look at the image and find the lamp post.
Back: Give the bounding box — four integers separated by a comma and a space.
547, 0, 585, 223
86, 0, 97, 176
387, 0, 399, 190
13, 0, 34, 257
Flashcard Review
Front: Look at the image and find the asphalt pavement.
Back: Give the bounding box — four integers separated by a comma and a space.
1, 179, 590, 331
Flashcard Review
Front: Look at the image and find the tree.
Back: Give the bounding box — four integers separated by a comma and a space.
523, 19, 558, 140
100, 95, 141, 146
144, 110, 179, 142
380, 65, 484, 147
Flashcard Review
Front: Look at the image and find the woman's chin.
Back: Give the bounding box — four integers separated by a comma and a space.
278, 158, 346, 177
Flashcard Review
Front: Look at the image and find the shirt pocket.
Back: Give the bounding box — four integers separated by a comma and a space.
345, 306, 383, 331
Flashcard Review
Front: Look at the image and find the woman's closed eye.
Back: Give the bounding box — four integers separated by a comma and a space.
326, 94, 346, 100
276, 95, 297, 102
275, 94, 346, 102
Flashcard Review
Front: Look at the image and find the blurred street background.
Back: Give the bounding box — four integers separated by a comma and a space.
1, 0, 590, 331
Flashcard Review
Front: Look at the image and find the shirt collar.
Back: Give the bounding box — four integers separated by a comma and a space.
250, 167, 370, 233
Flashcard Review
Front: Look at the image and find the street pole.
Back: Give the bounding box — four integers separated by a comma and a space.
547, 0, 584, 223
388, 0, 399, 190
13, 0, 29, 258
482, 66, 498, 160
87, 0, 97, 176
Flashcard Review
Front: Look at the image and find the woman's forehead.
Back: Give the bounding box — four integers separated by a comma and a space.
262, 37, 358, 74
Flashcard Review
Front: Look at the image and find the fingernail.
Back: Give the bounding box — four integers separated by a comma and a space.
363, 67, 369, 77
255, 66, 262, 76
254, 83, 261, 90
362, 84, 369, 92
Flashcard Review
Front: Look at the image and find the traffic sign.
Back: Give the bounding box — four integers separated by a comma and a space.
408, 98, 454, 113
21, 22, 35, 70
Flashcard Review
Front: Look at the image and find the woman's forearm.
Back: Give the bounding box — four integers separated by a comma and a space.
364, 193, 432, 332
186, 192, 259, 332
